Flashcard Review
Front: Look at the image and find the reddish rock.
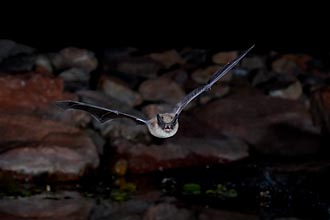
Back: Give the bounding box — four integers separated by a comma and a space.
139, 77, 185, 104
0, 114, 99, 181
195, 87, 321, 155
114, 136, 249, 173
0, 73, 99, 181
0, 73, 71, 113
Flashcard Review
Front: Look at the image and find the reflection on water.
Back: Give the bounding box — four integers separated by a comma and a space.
1, 160, 330, 220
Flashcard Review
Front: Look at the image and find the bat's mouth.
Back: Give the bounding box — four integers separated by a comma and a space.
164, 126, 172, 133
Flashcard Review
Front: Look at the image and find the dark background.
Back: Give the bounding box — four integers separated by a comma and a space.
1, 4, 328, 57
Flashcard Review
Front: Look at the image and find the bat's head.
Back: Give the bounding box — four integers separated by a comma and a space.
157, 113, 179, 133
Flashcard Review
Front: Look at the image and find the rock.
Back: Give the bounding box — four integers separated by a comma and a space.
212, 50, 237, 65
310, 87, 330, 135
114, 136, 249, 173
104, 47, 138, 63
0, 73, 70, 114
241, 56, 266, 71
100, 77, 143, 107
0, 39, 35, 63
59, 67, 90, 82
142, 104, 173, 118
0, 54, 37, 72
34, 54, 53, 74
149, 50, 185, 68
0, 73, 99, 181
86, 129, 106, 155
272, 54, 302, 75
101, 118, 149, 142
255, 73, 298, 94
144, 203, 193, 220
269, 80, 303, 100
139, 77, 185, 104
76, 90, 149, 141
0, 191, 94, 219
180, 47, 207, 69
192, 65, 232, 84
198, 207, 258, 220
164, 69, 188, 86
0, 114, 99, 181
199, 84, 230, 104
52, 47, 98, 73
116, 57, 160, 78
195, 87, 321, 156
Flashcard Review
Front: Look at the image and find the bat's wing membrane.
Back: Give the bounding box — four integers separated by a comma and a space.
174, 45, 254, 115
56, 101, 147, 124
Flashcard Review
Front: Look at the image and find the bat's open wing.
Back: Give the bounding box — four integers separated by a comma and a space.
56, 100, 147, 124
173, 45, 254, 115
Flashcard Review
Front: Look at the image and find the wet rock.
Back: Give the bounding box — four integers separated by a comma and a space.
212, 50, 237, 65
139, 77, 185, 104
149, 50, 185, 68
116, 57, 160, 78
0, 39, 35, 63
52, 47, 98, 73
269, 80, 303, 100
0, 114, 99, 181
100, 77, 142, 107
114, 136, 249, 173
196, 87, 321, 156
0, 191, 94, 219
144, 203, 193, 220
192, 65, 232, 84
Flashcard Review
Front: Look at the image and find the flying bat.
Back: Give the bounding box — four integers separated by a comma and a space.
56, 45, 254, 138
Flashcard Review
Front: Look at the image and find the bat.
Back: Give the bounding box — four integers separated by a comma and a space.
56, 45, 254, 138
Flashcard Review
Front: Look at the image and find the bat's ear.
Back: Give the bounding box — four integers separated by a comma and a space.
157, 114, 162, 123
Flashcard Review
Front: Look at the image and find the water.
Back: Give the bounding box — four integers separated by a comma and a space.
1, 157, 330, 220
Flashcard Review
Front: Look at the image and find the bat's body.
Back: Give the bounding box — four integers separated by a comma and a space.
56, 45, 254, 138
